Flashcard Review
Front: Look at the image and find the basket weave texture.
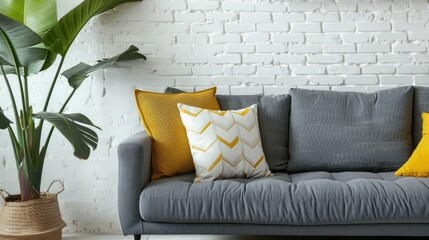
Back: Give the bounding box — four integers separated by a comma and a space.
0, 185, 66, 240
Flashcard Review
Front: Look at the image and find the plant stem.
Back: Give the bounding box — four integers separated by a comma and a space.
1, 66, 20, 127
16, 72, 27, 125
42, 56, 65, 112
24, 74, 30, 111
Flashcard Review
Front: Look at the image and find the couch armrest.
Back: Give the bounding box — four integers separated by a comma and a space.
118, 131, 152, 235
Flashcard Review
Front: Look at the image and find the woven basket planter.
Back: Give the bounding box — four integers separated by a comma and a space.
0, 181, 66, 240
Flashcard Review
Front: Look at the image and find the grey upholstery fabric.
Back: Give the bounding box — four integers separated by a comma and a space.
118, 132, 152, 236
164, 87, 290, 171
413, 86, 429, 147
142, 222, 429, 236
288, 87, 414, 172
140, 172, 429, 225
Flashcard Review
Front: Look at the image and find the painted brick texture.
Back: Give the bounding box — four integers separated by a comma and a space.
1, 0, 429, 234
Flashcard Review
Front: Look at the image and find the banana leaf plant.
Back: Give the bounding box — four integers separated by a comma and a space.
0, 0, 145, 201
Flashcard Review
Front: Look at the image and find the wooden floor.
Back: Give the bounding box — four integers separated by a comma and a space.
62, 234, 425, 240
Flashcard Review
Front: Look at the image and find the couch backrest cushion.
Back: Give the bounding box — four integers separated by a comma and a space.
288, 86, 414, 173
413, 86, 429, 147
217, 95, 291, 172
165, 87, 290, 171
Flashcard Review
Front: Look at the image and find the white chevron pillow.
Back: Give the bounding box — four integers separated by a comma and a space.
178, 103, 271, 182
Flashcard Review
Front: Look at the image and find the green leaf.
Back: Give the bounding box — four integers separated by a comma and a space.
0, 0, 57, 37
63, 45, 145, 89
0, 13, 48, 69
33, 112, 101, 160
43, 0, 142, 57
0, 108, 12, 129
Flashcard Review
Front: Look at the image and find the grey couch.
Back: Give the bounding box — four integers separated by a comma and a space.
118, 86, 429, 240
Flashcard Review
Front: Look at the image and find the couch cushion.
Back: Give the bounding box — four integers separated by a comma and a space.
140, 172, 429, 225
288, 87, 414, 173
165, 88, 290, 172
413, 86, 429, 147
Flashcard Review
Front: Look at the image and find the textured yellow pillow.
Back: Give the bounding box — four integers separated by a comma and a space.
395, 112, 429, 178
134, 87, 220, 181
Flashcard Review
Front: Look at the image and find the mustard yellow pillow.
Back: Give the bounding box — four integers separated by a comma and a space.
134, 87, 220, 180
395, 112, 429, 178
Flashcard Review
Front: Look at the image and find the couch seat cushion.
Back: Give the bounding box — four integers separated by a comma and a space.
140, 172, 429, 225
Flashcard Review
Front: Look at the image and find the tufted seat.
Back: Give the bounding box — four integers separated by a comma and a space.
140, 172, 429, 225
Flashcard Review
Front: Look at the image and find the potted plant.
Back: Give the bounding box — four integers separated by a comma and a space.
0, 0, 145, 238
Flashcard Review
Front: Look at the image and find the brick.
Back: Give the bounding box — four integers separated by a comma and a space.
276, 76, 308, 85
308, 13, 340, 22
156, 66, 192, 76
358, 44, 390, 53
415, 75, 429, 85
175, 12, 205, 22
188, 1, 219, 10
212, 76, 241, 85
191, 23, 222, 33
375, 12, 408, 22
233, 66, 256, 75
222, 2, 254, 11
240, 12, 271, 23
225, 23, 254, 33
332, 86, 366, 93
375, 32, 407, 41
378, 54, 412, 63
341, 13, 374, 21
323, 23, 355, 32
273, 55, 306, 64
394, 43, 426, 53
342, 33, 371, 43
327, 65, 360, 75
357, 22, 391, 32
293, 65, 325, 75
345, 76, 378, 85
288, 2, 321, 12
211, 34, 241, 43
410, 12, 429, 21
307, 34, 341, 44
380, 76, 414, 85
351, 54, 383, 66
299, 86, 330, 91
257, 23, 289, 32
409, 32, 429, 41
231, 86, 263, 95
358, 1, 391, 11
177, 34, 208, 43
255, 2, 287, 12
272, 33, 305, 43
156, 1, 187, 11
310, 76, 344, 85
397, 65, 429, 74
324, 44, 356, 53
273, 13, 305, 23
291, 23, 321, 33
362, 65, 396, 74
205, 12, 238, 21
323, 2, 357, 12
243, 33, 270, 43
176, 77, 213, 86
193, 43, 224, 54
242, 54, 273, 64
257, 66, 289, 75
308, 54, 343, 64
210, 54, 241, 64
392, 0, 428, 11
289, 44, 322, 54
256, 44, 287, 53
414, 54, 429, 63
393, 22, 426, 31
192, 66, 224, 75
366, 86, 397, 93
227, 44, 255, 53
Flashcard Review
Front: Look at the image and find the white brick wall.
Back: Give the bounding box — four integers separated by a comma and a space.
1, 0, 429, 234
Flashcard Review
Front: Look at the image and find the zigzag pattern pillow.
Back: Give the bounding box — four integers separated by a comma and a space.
178, 103, 271, 182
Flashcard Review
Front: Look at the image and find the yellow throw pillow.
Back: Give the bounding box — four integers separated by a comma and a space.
395, 112, 429, 178
134, 87, 220, 181
178, 103, 271, 182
